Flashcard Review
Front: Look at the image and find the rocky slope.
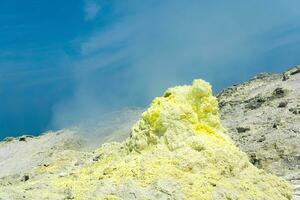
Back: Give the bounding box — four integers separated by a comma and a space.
0, 67, 299, 199
217, 66, 300, 199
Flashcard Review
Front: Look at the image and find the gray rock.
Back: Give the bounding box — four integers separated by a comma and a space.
218, 65, 300, 199
282, 65, 300, 81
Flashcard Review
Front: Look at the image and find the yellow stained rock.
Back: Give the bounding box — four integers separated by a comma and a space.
47, 79, 292, 199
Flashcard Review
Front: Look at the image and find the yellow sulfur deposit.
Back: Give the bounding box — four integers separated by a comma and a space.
1, 79, 291, 199
50, 79, 291, 199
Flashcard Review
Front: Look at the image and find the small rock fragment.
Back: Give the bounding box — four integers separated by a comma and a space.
249, 153, 261, 168
282, 65, 300, 81
273, 88, 286, 98
18, 135, 34, 142
258, 135, 266, 142
236, 127, 250, 133
43, 163, 50, 167
19, 137, 27, 142
93, 155, 102, 162
273, 123, 278, 129
3, 137, 14, 143
278, 102, 288, 108
245, 96, 266, 110
21, 175, 29, 182
289, 107, 300, 115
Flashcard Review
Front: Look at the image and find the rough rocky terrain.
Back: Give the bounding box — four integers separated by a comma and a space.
0, 66, 298, 199
217, 66, 300, 199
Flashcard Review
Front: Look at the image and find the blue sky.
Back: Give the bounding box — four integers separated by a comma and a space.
1, 0, 300, 139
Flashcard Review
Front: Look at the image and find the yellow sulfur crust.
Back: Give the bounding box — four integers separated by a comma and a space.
37, 80, 292, 199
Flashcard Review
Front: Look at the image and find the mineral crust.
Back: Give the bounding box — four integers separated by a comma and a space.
0, 79, 292, 200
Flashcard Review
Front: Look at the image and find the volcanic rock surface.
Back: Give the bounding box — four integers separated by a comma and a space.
0, 67, 299, 199
217, 66, 300, 199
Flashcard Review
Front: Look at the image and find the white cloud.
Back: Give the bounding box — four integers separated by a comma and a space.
84, 0, 101, 21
